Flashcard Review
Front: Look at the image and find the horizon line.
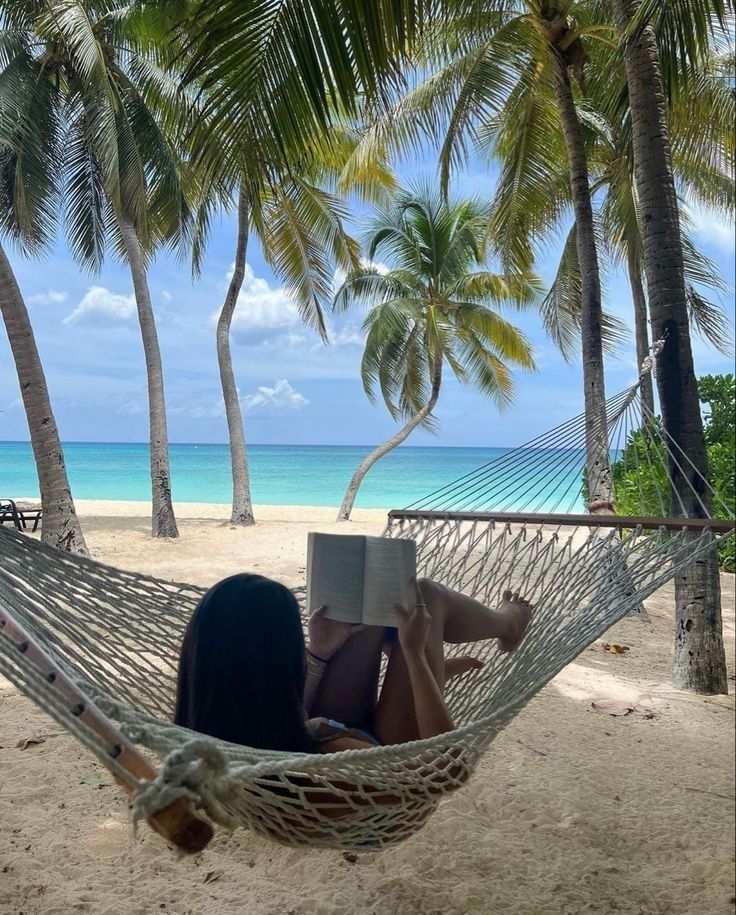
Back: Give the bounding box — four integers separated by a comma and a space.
0, 438, 515, 451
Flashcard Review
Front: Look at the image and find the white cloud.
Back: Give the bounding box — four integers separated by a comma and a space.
329, 322, 366, 348
258, 330, 311, 352
114, 399, 146, 416
242, 378, 308, 413
28, 289, 67, 306
689, 207, 735, 253
63, 286, 136, 326
160, 290, 172, 304
257, 322, 365, 353
171, 399, 225, 420
168, 380, 308, 420
217, 265, 300, 342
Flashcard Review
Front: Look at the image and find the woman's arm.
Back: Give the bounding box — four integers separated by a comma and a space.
304, 605, 363, 717
403, 648, 454, 737
395, 597, 454, 738
303, 650, 328, 716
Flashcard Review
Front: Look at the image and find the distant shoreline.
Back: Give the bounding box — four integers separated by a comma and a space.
71, 499, 392, 519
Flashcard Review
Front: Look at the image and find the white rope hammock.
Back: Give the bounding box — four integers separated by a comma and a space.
0, 377, 732, 854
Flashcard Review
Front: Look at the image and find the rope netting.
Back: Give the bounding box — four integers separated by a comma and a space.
400, 380, 733, 520
0, 374, 732, 851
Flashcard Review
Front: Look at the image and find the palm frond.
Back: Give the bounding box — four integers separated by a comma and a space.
542, 220, 629, 361
540, 224, 584, 362
627, 0, 734, 92
262, 179, 361, 337
687, 285, 734, 355
63, 118, 110, 272
0, 51, 61, 251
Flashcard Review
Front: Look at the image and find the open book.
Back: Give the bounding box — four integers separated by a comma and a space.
306, 533, 417, 628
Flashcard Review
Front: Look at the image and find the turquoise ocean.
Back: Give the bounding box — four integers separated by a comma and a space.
0, 441, 586, 511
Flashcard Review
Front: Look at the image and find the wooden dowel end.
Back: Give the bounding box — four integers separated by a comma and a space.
148, 797, 214, 854
0, 607, 214, 855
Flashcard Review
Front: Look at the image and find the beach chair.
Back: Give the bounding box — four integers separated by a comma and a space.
0, 498, 42, 533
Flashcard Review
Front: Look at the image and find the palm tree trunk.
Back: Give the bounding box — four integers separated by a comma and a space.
337, 356, 442, 521
552, 57, 614, 514
217, 188, 254, 525
118, 214, 178, 539
612, 0, 727, 695
0, 243, 88, 554
626, 250, 655, 422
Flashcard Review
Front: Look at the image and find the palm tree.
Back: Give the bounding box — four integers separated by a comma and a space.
609, 0, 731, 694
2, 0, 194, 538
214, 188, 255, 525
186, 116, 371, 524
346, 2, 621, 514
333, 186, 538, 520
0, 20, 88, 554
543, 47, 733, 423
585, 40, 732, 422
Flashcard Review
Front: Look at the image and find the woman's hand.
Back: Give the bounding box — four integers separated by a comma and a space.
307, 604, 363, 661
395, 579, 431, 660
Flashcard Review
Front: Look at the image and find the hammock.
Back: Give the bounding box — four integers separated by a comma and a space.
0, 377, 732, 855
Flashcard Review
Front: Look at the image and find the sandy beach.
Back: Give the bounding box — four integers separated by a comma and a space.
1, 500, 734, 915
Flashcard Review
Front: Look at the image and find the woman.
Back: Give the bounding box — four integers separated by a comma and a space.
174, 573, 532, 753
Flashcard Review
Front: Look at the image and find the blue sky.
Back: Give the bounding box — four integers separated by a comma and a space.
1, 156, 733, 449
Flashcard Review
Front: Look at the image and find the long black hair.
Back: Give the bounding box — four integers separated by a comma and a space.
174, 573, 315, 752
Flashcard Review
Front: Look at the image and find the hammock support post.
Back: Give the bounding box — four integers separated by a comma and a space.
0, 606, 214, 855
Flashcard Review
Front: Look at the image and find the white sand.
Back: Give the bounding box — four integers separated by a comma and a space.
1, 500, 734, 914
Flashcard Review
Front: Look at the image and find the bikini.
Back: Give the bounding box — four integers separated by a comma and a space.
307, 717, 380, 747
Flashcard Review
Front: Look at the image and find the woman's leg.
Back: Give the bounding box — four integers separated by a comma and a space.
425, 580, 533, 650
373, 580, 533, 744
310, 626, 385, 730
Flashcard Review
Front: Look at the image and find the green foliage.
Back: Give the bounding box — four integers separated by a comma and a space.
700, 373, 736, 448
0, 0, 196, 266
700, 373, 736, 571
334, 183, 539, 424
611, 418, 671, 518
610, 375, 735, 571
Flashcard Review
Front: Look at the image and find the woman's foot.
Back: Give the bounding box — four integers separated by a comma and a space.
445, 656, 484, 681
498, 591, 534, 652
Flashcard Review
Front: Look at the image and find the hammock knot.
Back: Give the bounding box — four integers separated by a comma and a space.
132, 738, 240, 831
640, 337, 666, 378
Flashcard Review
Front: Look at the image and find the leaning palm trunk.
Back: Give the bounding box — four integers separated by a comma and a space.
337, 358, 442, 521
217, 188, 254, 525
118, 215, 178, 539
626, 250, 655, 422
612, 0, 726, 694
0, 243, 88, 554
552, 57, 614, 513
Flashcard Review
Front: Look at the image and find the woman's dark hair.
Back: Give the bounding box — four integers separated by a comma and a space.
174, 573, 315, 753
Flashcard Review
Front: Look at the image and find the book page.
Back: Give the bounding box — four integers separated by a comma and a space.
361, 537, 417, 628
306, 533, 365, 623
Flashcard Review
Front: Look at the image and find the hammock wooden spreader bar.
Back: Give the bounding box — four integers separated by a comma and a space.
389, 510, 736, 534
0, 606, 213, 854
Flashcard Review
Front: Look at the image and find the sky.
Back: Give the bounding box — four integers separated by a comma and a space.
1, 155, 734, 450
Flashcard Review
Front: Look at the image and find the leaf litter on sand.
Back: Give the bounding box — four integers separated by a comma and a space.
591, 700, 657, 719
15, 735, 46, 750
600, 643, 630, 654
